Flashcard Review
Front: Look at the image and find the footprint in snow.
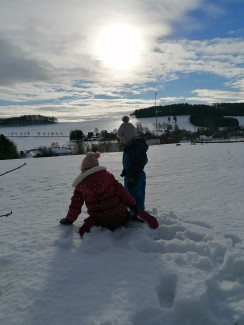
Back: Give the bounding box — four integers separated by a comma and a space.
156, 273, 177, 309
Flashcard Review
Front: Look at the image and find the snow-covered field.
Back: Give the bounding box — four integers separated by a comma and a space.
1, 141, 244, 325
0, 115, 194, 151
1, 115, 244, 152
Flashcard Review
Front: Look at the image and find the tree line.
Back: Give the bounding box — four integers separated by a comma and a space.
133, 103, 244, 129
0, 115, 57, 127
133, 103, 244, 118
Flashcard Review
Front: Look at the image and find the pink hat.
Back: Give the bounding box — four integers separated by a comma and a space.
81, 152, 100, 172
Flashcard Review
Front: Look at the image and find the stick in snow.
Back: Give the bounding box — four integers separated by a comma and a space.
0, 211, 12, 218
0, 162, 26, 177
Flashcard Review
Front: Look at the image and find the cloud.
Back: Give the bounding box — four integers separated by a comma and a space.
189, 88, 244, 103
227, 78, 244, 91
147, 38, 244, 81
0, 37, 51, 86
0, 0, 243, 119
0, 0, 206, 84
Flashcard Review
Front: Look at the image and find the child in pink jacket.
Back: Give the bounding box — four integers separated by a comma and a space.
60, 152, 138, 236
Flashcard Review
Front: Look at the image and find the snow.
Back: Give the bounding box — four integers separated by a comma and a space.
1, 115, 244, 152
24, 147, 72, 158
1, 139, 244, 325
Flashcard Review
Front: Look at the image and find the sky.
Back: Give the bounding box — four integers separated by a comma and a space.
0, 0, 244, 122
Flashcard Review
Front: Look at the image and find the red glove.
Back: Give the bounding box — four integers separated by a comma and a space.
79, 217, 95, 236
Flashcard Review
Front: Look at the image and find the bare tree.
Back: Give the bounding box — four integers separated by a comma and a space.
72, 140, 86, 155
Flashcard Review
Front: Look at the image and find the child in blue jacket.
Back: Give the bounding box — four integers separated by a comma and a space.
117, 116, 148, 211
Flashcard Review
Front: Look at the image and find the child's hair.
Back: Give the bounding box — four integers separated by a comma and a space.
81, 152, 100, 172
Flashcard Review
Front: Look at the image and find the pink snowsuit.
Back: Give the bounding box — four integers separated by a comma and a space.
66, 166, 136, 230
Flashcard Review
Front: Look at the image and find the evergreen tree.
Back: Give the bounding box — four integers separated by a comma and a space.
0, 135, 19, 159
70, 130, 84, 140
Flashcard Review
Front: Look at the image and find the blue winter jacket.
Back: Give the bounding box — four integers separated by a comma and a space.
122, 137, 148, 210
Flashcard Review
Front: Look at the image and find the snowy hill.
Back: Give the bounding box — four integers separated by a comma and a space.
1, 142, 244, 325
1, 115, 244, 151
0, 115, 194, 151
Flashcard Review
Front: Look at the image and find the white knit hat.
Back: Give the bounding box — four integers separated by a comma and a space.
122, 116, 130, 123
81, 152, 100, 171
117, 122, 136, 144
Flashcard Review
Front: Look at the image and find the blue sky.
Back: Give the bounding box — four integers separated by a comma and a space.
0, 0, 243, 122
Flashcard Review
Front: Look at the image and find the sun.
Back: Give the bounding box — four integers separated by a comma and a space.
96, 24, 142, 70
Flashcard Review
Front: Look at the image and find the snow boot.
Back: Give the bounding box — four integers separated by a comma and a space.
137, 211, 159, 229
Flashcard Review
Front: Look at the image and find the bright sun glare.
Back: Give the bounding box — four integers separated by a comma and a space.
96, 24, 142, 70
